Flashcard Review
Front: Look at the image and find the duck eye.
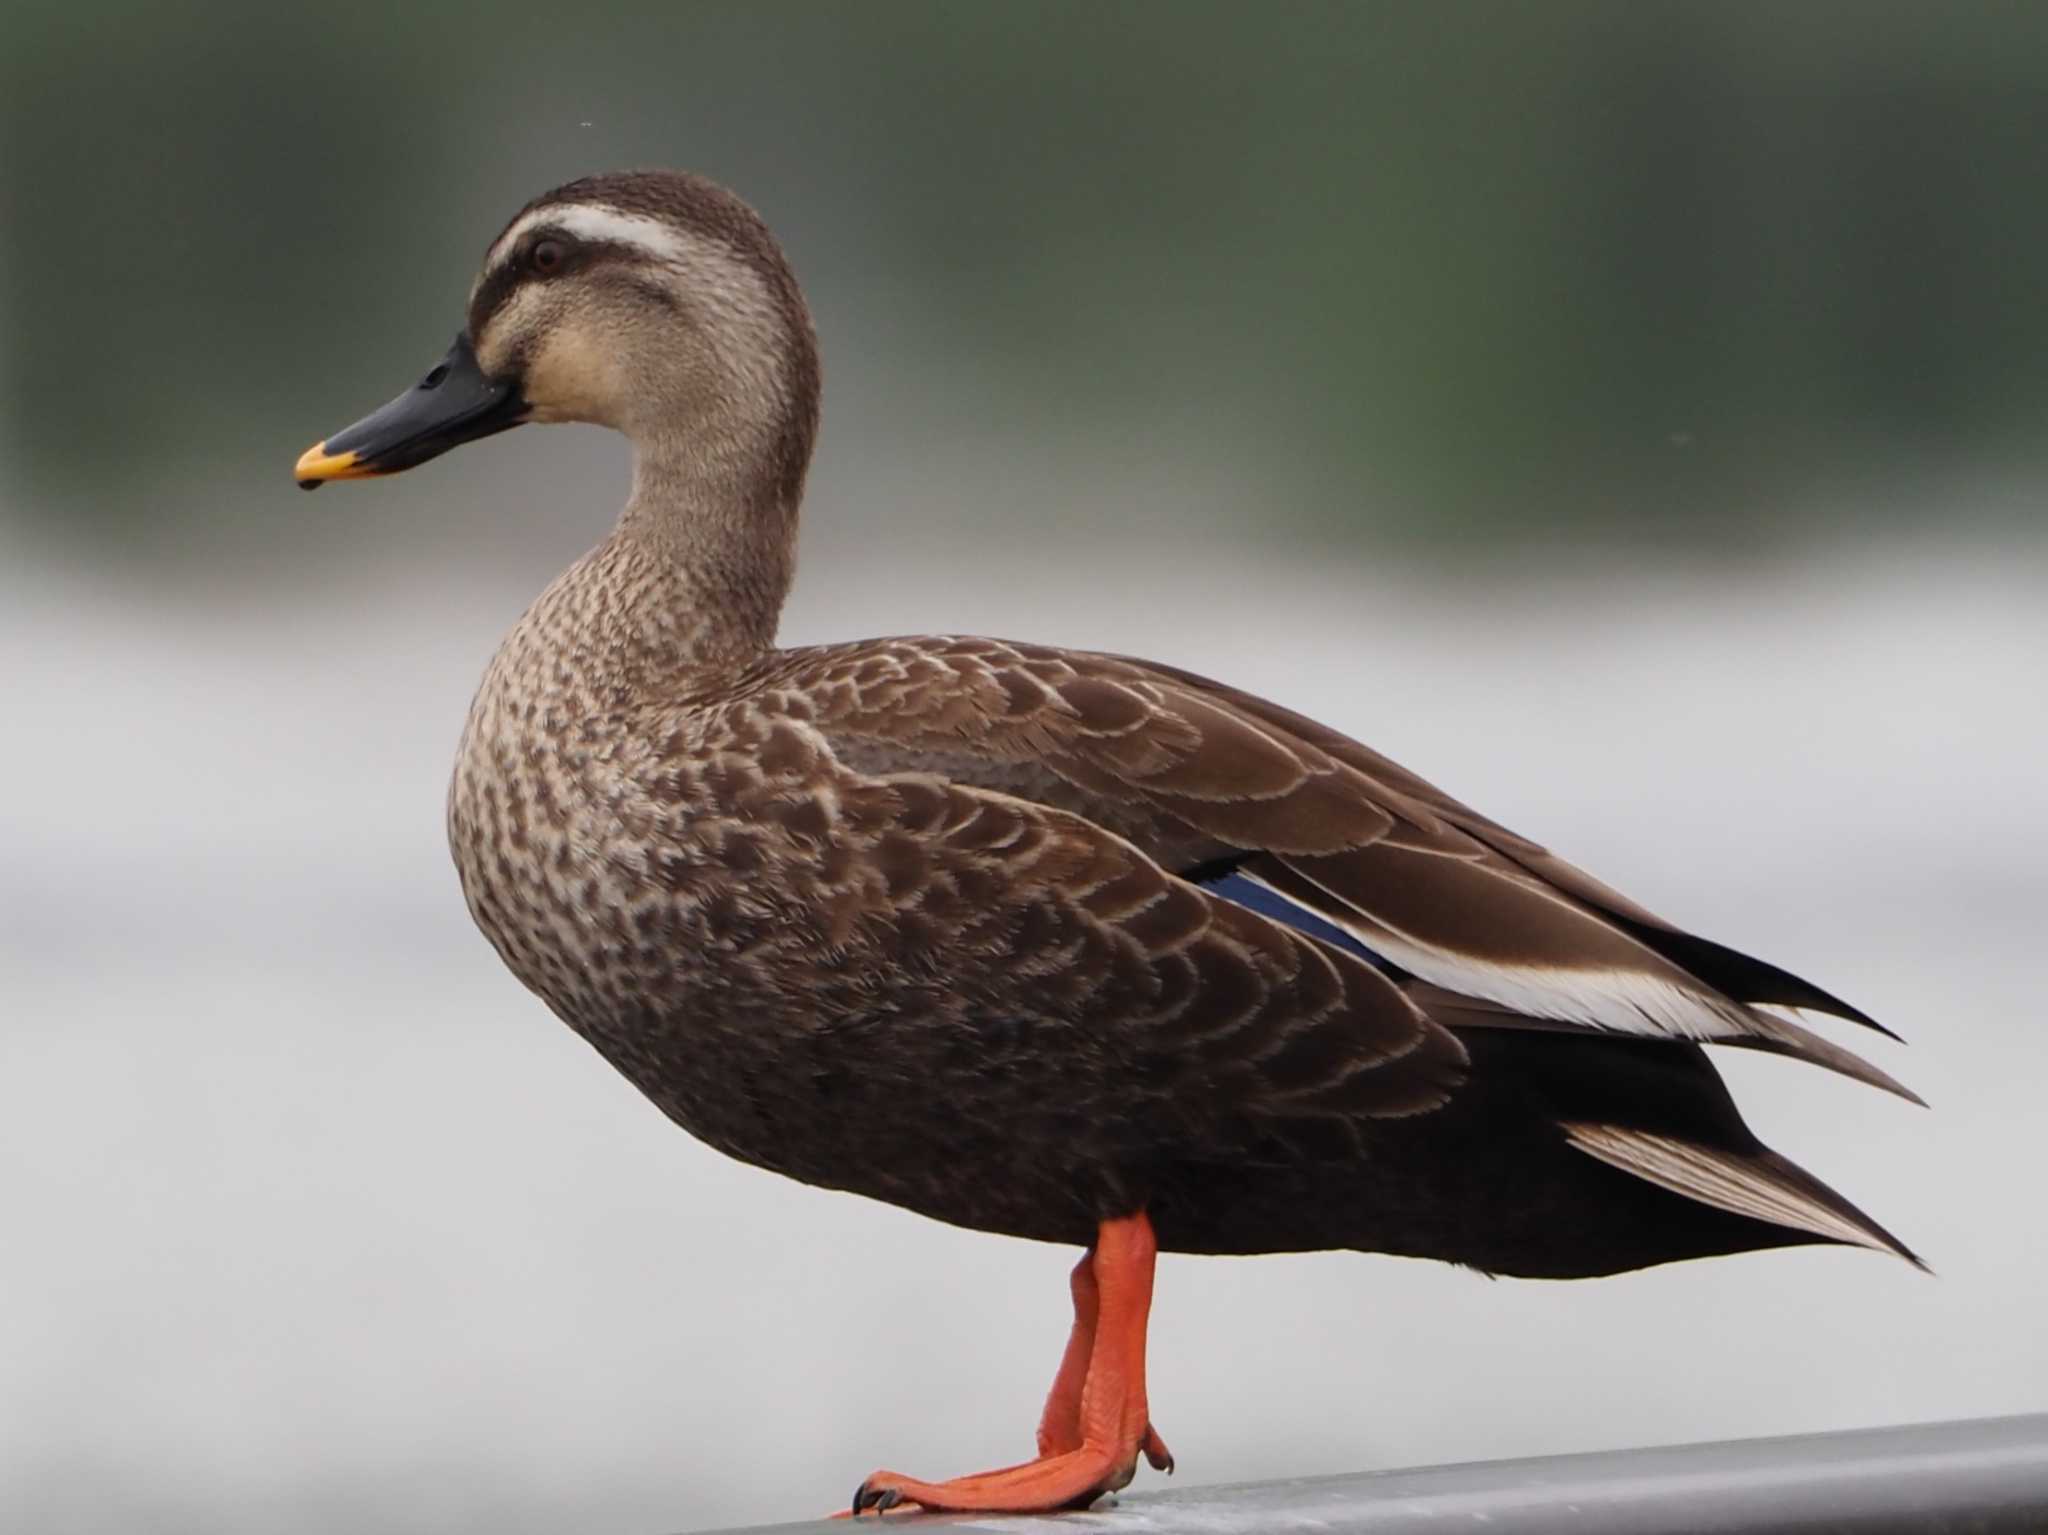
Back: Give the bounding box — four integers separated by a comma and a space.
531, 239, 566, 275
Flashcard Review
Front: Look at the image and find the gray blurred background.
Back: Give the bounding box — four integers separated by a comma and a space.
2, 3, 2043, 1532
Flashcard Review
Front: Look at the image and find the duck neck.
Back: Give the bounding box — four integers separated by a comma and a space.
601, 431, 799, 672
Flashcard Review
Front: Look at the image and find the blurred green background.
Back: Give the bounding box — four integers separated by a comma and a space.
4, 7, 2045, 1535
5, 0, 2044, 565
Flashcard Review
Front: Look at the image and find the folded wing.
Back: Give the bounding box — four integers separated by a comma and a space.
772, 636, 1913, 1102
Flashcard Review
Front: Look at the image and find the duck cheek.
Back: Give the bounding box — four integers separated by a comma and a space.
522, 331, 625, 427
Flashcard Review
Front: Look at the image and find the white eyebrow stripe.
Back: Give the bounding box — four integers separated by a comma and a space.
481, 204, 690, 279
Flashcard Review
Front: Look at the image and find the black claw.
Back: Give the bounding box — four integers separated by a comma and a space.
851, 1482, 904, 1516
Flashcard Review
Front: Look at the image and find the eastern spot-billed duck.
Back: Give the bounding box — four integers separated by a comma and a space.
295, 170, 1919, 1517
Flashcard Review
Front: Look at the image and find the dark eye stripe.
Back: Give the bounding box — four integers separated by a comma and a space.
466, 252, 532, 341
465, 235, 664, 343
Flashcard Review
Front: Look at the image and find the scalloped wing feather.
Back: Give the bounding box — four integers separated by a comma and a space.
695, 700, 1471, 1142
764, 637, 1906, 1096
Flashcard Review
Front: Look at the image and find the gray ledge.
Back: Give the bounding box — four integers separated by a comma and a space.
703, 1413, 2048, 1534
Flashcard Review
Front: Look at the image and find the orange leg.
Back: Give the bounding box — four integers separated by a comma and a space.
852, 1211, 1169, 1516
1038, 1250, 1173, 1471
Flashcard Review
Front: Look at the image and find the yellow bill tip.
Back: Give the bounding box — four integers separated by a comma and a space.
294, 441, 373, 487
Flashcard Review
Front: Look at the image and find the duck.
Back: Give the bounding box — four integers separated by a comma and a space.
294, 169, 1919, 1517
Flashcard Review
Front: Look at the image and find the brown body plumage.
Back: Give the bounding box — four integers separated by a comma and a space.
301, 169, 1917, 1513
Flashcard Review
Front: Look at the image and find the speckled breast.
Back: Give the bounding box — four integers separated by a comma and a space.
441, 614, 855, 1187
448, 642, 648, 1033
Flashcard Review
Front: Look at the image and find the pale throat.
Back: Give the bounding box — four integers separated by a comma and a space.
594, 424, 799, 670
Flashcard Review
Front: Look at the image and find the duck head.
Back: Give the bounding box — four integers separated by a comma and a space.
294, 170, 821, 518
